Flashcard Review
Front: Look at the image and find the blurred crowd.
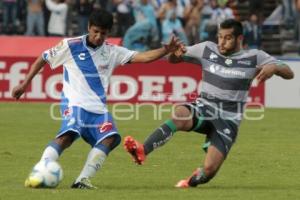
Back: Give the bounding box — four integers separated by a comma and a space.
0, 0, 299, 52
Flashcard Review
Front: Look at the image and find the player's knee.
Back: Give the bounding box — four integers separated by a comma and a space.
55, 133, 76, 150
171, 106, 193, 131
101, 135, 121, 151
112, 135, 121, 148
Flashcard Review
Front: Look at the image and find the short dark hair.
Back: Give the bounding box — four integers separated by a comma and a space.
220, 19, 243, 37
88, 9, 113, 30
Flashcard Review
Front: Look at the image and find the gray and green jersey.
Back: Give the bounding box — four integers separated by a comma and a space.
184, 41, 278, 125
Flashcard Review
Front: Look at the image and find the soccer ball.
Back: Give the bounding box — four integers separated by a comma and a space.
25, 160, 63, 188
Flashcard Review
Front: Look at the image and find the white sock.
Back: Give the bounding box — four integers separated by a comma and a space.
75, 148, 107, 183
40, 145, 60, 161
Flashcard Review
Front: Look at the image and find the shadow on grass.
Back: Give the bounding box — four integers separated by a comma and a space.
55, 184, 300, 191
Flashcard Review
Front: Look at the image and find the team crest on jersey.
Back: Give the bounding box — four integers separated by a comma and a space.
99, 122, 113, 133
225, 59, 233, 65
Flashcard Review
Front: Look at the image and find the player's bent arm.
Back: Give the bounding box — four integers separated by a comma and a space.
130, 47, 168, 63
22, 56, 46, 86
274, 63, 294, 79
12, 56, 46, 99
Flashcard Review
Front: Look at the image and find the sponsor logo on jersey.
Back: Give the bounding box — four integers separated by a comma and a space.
237, 60, 251, 66
78, 53, 85, 60
99, 122, 113, 133
63, 107, 73, 117
209, 53, 218, 61
209, 64, 220, 73
209, 64, 246, 77
99, 65, 109, 70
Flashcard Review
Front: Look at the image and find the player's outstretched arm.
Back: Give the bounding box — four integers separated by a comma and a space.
256, 63, 294, 83
12, 56, 47, 100
130, 36, 181, 63
168, 43, 187, 63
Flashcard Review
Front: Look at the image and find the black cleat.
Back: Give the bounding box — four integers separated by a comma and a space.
71, 178, 97, 189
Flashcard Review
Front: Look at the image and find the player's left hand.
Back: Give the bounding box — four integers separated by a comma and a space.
256, 64, 278, 83
12, 83, 27, 100
163, 35, 184, 53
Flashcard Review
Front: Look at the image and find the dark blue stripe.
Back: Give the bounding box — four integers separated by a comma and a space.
68, 40, 106, 103
63, 67, 69, 83
95, 143, 111, 155
60, 92, 69, 117
48, 141, 63, 155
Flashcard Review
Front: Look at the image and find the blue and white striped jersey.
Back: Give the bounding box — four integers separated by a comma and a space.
43, 35, 137, 114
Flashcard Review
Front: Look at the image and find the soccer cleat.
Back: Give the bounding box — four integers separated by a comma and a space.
24, 176, 43, 188
175, 168, 201, 188
124, 136, 146, 165
71, 178, 97, 189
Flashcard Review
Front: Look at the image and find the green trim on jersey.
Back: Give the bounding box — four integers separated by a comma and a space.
202, 141, 211, 153
165, 119, 177, 133
192, 116, 204, 131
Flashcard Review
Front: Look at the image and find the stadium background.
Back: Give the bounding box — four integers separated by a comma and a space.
0, 0, 300, 199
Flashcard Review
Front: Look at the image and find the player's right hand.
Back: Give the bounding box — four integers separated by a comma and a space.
12, 84, 26, 100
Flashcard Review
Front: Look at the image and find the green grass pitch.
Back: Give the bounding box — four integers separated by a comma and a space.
0, 102, 299, 200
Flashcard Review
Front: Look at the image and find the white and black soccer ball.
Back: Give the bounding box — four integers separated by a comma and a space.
27, 160, 63, 188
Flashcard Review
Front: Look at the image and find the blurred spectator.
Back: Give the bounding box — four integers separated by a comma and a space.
175, 0, 190, 26
26, 0, 45, 36
113, 0, 135, 37
202, 0, 234, 42
123, 0, 158, 51
282, 0, 295, 26
296, 0, 300, 54
184, 0, 203, 44
75, 0, 94, 35
162, 9, 188, 44
150, 0, 166, 11
157, 0, 177, 21
94, 0, 108, 10
210, 0, 234, 24
199, 0, 218, 42
157, 0, 178, 40
2, 0, 17, 34
158, 0, 190, 24
45, 0, 68, 36
243, 13, 262, 49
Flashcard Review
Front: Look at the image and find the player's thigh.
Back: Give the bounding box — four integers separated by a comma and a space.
82, 112, 120, 148
171, 105, 194, 131
55, 107, 83, 146
207, 119, 238, 158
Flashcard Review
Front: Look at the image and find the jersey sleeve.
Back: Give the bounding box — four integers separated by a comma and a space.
184, 42, 207, 60
256, 50, 278, 68
42, 39, 69, 69
112, 45, 137, 66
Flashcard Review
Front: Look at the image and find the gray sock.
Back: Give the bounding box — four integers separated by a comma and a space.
143, 120, 177, 155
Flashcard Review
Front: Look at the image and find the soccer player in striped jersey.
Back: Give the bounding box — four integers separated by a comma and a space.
12, 9, 182, 189
124, 19, 294, 188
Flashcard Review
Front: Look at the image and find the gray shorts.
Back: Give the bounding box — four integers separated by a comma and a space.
183, 101, 239, 158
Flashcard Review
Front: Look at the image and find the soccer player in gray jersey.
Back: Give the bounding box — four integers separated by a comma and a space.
124, 19, 294, 188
